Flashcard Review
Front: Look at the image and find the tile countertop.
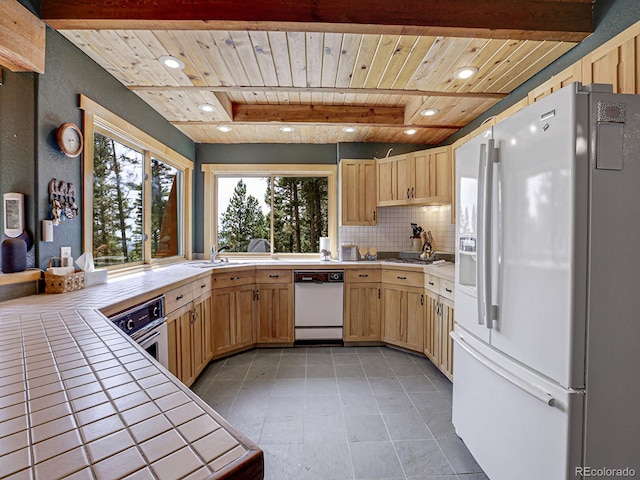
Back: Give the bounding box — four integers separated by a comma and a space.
0, 259, 454, 479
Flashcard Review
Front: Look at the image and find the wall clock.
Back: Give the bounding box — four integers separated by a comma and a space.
56, 122, 84, 157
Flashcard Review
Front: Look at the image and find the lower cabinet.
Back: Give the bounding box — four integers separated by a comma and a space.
256, 284, 294, 344
424, 281, 455, 381
166, 283, 214, 387
382, 284, 424, 353
344, 283, 382, 341
212, 284, 256, 357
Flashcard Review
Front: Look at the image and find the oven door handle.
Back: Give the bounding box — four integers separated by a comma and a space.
137, 329, 161, 349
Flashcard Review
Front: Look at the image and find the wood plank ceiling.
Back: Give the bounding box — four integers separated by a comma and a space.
43, 0, 593, 145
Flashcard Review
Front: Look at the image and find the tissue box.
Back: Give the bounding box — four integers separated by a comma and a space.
85, 269, 108, 287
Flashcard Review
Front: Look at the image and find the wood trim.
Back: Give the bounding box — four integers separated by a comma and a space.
127, 85, 508, 100
41, 0, 593, 42
233, 104, 405, 125
143, 151, 152, 263
81, 109, 95, 255
0, 0, 45, 73
202, 164, 339, 258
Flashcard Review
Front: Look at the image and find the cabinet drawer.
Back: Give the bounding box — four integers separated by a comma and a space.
256, 269, 292, 284
165, 282, 194, 313
346, 268, 381, 283
382, 268, 423, 287
440, 279, 455, 301
424, 274, 440, 293
192, 274, 212, 295
212, 268, 256, 289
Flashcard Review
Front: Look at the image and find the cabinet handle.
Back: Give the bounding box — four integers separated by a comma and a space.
397, 276, 407, 280
411, 187, 415, 198
445, 288, 452, 293
201, 283, 206, 289
378, 288, 381, 299
428, 281, 435, 286
191, 308, 197, 323
406, 188, 410, 199
231, 276, 240, 281
176, 294, 184, 300
373, 211, 376, 221
268, 274, 280, 278
421, 294, 424, 306
359, 274, 369, 278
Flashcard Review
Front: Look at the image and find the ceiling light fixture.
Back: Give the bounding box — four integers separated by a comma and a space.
199, 104, 215, 112
159, 55, 185, 70
453, 66, 479, 80
216, 125, 232, 133
279, 126, 294, 133
420, 108, 439, 117
342, 127, 356, 133
404, 128, 418, 135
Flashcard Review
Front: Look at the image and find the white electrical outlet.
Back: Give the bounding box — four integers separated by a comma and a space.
60, 246, 72, 267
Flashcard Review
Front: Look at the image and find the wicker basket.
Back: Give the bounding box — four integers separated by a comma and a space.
44, 257, 86, 294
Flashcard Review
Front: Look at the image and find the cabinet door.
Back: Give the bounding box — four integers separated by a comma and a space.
377, 157, 396, 205
235, 285, 256, 348
341, 159, 378, 226
404, 288, 425, 353
423, 289, 439, 363
396, 154, 412, 204
177, 305, 195, 386
428, 147, 452, 204
166, 314, 180, 378
193, 290, 213, 376
344, 283, 381, 342
382, 285, 403, 345
439, 297, 455, 381
412, 151, 430, 203
257, 284, 293, 343
212, 288, 235, 356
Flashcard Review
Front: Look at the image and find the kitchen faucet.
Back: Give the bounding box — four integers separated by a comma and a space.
210, 244, 228, 262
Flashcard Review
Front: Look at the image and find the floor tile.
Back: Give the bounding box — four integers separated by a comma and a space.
276, 365, 306, 379
350, 441, 404, 479
266, 395, 304, 417
261, 443, 303, 480
260, 416, 304, 444
299, 442, 353, 479
375, 392, 418, 415
345, 415, 390, 442
383, 414, 434, 440
337, 377, 372, 396
437, 437, 484, 474
341, 394, 380, 416
304, 395, 341, 416
302, 415, 347, 444
394, 439, 455, 476
271, 379, 306, 397
398, 376, 437, 393
305, 378, 338, 396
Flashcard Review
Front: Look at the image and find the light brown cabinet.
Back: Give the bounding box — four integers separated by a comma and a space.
382, 285, 425, 353
377, 148, 451, 207
256, 284, 294, 344
345, 268, 382, 342
340, 159, 378, 226
212, 284, 256, 357
165, 275, 214, 386
424, 275, 456, 381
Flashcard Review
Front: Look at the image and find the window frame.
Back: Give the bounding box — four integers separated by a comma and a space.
81, 95, 193, 270
202, 164, 338, 258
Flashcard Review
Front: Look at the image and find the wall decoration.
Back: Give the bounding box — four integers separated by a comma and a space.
48, 179, 79, 225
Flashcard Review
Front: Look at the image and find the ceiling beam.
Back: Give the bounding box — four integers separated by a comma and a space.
232, 104, 407, 125
171, 121, 463, 129
41, 0, 593, 42
0, 0, 45, 73
128, 85, 508, 100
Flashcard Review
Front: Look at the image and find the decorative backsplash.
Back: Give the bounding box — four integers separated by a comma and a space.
339, 205, 455, 254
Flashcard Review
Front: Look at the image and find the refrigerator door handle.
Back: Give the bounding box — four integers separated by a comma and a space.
482, 139, 495, 329
451, 331, 556, 407
476, 143, 487, 326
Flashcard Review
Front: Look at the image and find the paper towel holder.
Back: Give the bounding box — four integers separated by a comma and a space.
42, 220, 54, 242
319, 237, 331, 261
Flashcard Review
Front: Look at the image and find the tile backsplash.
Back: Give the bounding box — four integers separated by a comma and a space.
339, 205, 455, 254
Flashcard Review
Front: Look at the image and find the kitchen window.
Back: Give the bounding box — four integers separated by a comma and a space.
202, 165, 337, 257
81, 96, 193, 269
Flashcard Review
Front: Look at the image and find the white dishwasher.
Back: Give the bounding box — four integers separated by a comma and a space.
294, 270, 344, 343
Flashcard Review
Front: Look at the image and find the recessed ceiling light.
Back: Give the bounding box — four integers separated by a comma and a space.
199, 104, 215, 112
342, 127, 356, 133
420, 108, 439, 117
453, 66, 479, 80
159, 55, 185, 70
216, 125, 232, 133
279, 126, 294, 133
404, 128, 418, 135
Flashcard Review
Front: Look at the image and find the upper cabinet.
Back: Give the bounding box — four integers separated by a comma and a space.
377, 147, 451, 207
340, 159, 378, 226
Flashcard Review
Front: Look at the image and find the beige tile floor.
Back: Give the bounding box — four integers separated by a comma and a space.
192, 346, 488, 480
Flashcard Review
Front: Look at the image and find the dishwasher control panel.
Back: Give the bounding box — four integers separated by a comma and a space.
294, 270, 344, 283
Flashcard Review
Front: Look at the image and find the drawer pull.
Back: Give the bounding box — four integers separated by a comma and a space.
176, 294, 184, 300
201, 283, 206, 288
428, 281, 435, 286
359, 274, 369, 278
445, 288, 453, 293
231, 276, 240, 281
397, 276, 407, 280
268, 274, 280, 278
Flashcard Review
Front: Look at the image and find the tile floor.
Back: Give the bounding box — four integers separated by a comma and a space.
191, 346, 487, 480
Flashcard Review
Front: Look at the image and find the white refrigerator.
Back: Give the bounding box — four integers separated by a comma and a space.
453, 82, 640, 480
